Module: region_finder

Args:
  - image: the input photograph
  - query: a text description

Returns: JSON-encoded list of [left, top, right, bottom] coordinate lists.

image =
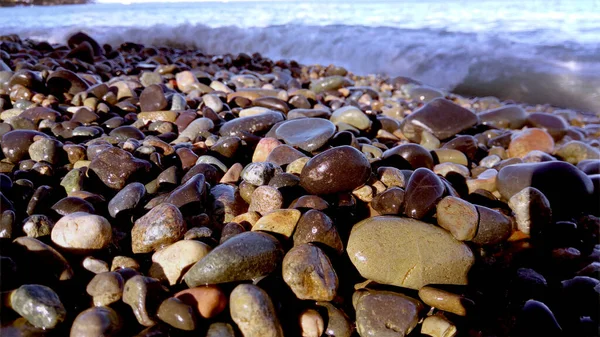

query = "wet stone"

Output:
[[275, 118, 335, 152], [471, 205, 512, 245], [300, 145, 371, 195], [122, 275, 169, 327], [555, 140, 600, 165], [403, 168, 446, 219], [252, 208, 301, 239], [241, 162, 280, 186], [156, 297, 196, 331], [266, 144, 307, 166], [51, 197, 95, 216], [508, 128, 554, 158], [150, 240, 210, 285], [131, 203, 186, 254], [184, 231, 283, 287], [88, 147, 151, 190], [371, 187, 405, 215], [418, 286, 471, 316], [479, 105, 527, 129], [140, 84, 168, 112], [400, 98, 479, 142], [1, 130, 46, 163], [164, 173, 206, 210], [527, 112, 569, 140], [108, 182, 145, 218], [317, 302, 353, 337], [10, 284, 66, 329], [330, 106, 371, 130], [293, 209, 343, 254]]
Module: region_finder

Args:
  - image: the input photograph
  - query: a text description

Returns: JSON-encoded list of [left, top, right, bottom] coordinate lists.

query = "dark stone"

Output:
[[527, 113, 569, 140], [47, 69, 90, 96], [514, 300, 562, 337], [140, 84, 168, 112], [1, 130, 46, 163], [293, 209, 343, 254], [371, 187, 405, 215], [88, 147, 151, 190], [479, 105, 527, 129], [51, 197, 95, 216], [403, 168, 445, 219], [108, 182, 145, 218], [164, 173, 206, 211], [219, 111, 284, 140], [300, 146, 371, 195], [275, 118, 335, 152], [109, 125, 145, 141], [382, 143, 434, 170]]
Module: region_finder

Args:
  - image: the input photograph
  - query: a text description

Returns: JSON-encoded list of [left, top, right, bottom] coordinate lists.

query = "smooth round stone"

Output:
[[252, 208, 301, 239], [252, 137, 282, 162], [109, 125, 145, 141], [421, 314, 457, 337], [86, 272, 124, 306], [406, 85, 444, 103], [266, 144, 307, 166], [71, 108, 99, 125], [300, 146, 371, 195], [51, 212, 112, 252], [157, 297, 196, 331], [347, 216, 474, 289], [12, 237, 74, 281], [404, 168, 446, 219], [497, 162, 594, 218], [382, 143, 434, 170], [140, 84, 167, 112], [508, 187, 552, 236], [108, 182, 145, 218], [330, 106, 371, 130], [555, 141, 600, 165], [436, 196, 479, 241], [131, 203, 186, 254], [10, 284, 66, 329], [527, 112, 569, 139], [434, 162, 470, 178], [82, 256, 109, 274], [508, 128, 555, 158], [479, 105, 527, 129], [316, 302, 353, 337], [219, 111, 284, 139], [230, 284, 284, 337], [309, 75, 351, 93], [51, 197, 95, 216], [1, 130, 46, 163], [275, 118, 335, 152], [578, 159, 600, 175], [299, 309, 325, 337], [442, 135, 478, 161], [282, 244, 338, 301], [211, 136, 242, 158], [203, 94, 224, 113], [123, 275, 168, 327], [150, 240, 210, 285], [471, 205, 512, 245], [370, 187, 405, 215], [175, 286, 227, 319], [378, 166, 408, 188], [433, 148, 469, 166], [88, 147, 151, 190], [28, 138, 62, 165], [184, 231, 283, 287], [249, 185, 283, 215], [241, 162, 280, 186], [206, 323, 236, 337], [70, 306, 122, 337], [400, 98, 479, 142], [22, 214, 54, 238], [353, 290, 423, 337], [418, 286, 471, 316], [179, 118, 214, 141], [293, 209, 343, 254]]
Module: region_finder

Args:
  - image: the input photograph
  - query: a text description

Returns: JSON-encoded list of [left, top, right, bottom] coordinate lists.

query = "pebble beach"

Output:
[[0, 31, 599, 337]]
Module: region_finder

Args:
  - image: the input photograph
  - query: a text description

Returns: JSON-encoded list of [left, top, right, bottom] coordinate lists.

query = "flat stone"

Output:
[[51, 212, 112, 252], [219, 111, 284, 140], [276, 118, 335, 152], [10, 284, 66, 329], [230, 284, 284, 337], [184, 231, 283, 287], [309, 76, 351, 93], [252, 209, 301, 238], [347, 216, 474, 289], [400, 98, 478, 142], [300, 146, 371, 195], [283, 244, 338, 301], [353, 289, 423, 337], [527, 112, 569, 140], [131, 203, 186, 254], [266, 145, 307, 166], [404, 168, 446, 219]]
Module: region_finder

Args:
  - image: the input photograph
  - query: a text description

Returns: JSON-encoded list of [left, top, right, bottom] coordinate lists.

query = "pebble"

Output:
[[418, 286, 471, 316], [507, 128, 555, 158], [293, 209, 344, 254], [156, 297, 196, 331], [150, 240, 211, 285], [436, 196, 479, 241], [382, 143, 434, 170], [471, 205, 512, 245], [299, 309, 325, 337], [175, 285, 227, 319], [300, 145, 371, 195], [353, 289, 423, 337], [88, 147, 151, 190], [107, 182, 145, 218], [479, 105, 527, 129], [70, 306, 122, 337], [131, 203, 186, 254], [421, 314, 458, 337], [241, 161, 280, 186], [330, 106, 371, 130], [249, 185, 284, 215], [86, 271, 124, 306], [508, 187, 552, 236], [10, 284, 66, 329], [184, 231, 283, 287], [252, 208, 301, 238], [122, 275, 168, 327], [51, 212, 112, 252], [404, 167, 446, 219], [230, 284, 284, 337], [275, 118, 335, 152], [282, 243, 338, 301], [252, 137, 282, 162], [347, 216, 474, 289], [317, 302, 353, 337], [555, 140, 600, 164]]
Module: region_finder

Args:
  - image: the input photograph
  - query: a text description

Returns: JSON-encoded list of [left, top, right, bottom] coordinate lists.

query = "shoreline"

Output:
[[0, 32, 599, 337]]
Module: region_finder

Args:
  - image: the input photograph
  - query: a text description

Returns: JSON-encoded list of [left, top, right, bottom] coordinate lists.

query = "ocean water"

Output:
[[1, 0, 600, 112]]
